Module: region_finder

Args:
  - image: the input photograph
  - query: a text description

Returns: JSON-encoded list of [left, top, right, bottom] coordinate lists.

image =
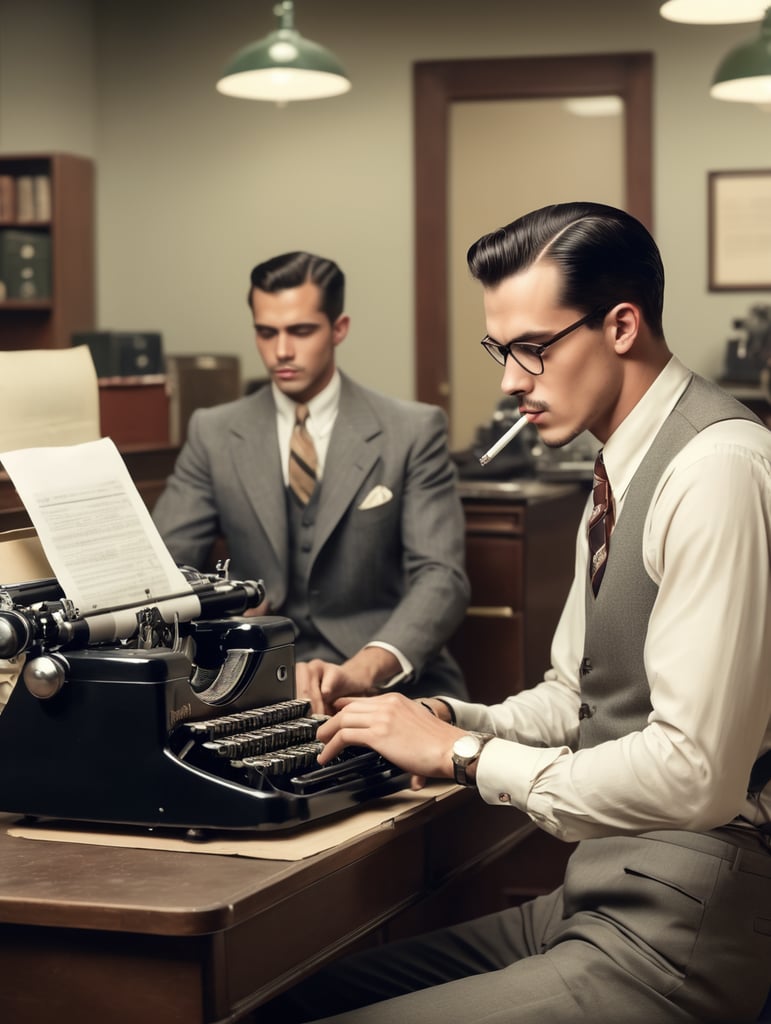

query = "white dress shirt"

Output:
[[271, 372, 413, 681], [451, 357, 771, 842]]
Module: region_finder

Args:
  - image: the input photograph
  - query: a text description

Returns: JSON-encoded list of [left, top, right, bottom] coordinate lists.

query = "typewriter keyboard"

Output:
[[178, 698, 387, 793]]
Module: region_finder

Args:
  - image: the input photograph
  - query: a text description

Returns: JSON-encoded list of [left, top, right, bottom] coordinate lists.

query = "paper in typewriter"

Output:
[[0, 437, 189, 610]]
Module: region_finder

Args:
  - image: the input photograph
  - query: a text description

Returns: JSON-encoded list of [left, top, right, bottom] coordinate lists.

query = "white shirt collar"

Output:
[[601, 355, 691, 503], [271, 369, 341, 440]]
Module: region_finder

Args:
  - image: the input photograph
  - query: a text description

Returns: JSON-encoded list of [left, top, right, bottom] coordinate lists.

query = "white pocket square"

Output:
[[358, 485, 393, 510]]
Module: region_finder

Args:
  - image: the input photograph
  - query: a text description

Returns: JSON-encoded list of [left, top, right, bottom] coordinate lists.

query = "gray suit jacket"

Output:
[[152, 373, 470, 698]]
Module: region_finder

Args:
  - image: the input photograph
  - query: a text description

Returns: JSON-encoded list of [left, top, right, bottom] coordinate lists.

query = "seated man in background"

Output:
[[153, 251, 469, 712], [259, 204, 771, 1023]]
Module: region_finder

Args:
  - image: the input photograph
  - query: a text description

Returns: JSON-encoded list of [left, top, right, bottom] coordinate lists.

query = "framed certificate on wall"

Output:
[[708, 170, 771, 291]]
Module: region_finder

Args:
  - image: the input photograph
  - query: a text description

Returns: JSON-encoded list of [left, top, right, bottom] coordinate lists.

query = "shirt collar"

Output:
[[272, 369, 341, 438], [602, 355, 691, 502]]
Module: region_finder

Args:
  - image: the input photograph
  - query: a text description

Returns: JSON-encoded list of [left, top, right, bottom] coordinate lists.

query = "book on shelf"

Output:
[[0, 176, 16, 222], [0, 172, 51, 223], [15, 176, 35, 222], [33, 174, 51, 221]]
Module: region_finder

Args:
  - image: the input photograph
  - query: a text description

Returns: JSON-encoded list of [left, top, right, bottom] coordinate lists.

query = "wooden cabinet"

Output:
[[452, 480, 587, 704], [0, 152, 95, 349]]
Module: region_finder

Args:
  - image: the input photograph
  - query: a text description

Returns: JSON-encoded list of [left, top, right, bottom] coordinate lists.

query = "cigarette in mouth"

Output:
[[478, 414, 531, 466]]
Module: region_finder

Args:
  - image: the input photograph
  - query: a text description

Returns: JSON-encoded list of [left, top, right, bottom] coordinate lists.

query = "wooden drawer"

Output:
[[464, 532, 523, 611], [449, 612, 524, 701]]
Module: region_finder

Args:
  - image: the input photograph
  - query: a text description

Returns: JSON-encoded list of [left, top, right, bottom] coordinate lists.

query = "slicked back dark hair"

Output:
[[248, 251, 345, 323], [467, 202, 665, 337]]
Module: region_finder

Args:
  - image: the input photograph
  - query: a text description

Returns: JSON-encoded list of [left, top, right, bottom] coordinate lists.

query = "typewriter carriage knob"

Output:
[[0, 609, 32, 659], [23, 653, 68, 700]]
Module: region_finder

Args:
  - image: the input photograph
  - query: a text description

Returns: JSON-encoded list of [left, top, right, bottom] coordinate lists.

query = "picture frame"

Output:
[[708, 170, 771, 291]]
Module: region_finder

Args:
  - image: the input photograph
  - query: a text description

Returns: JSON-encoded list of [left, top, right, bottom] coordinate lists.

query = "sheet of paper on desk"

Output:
[[0, 437, 188, 609]]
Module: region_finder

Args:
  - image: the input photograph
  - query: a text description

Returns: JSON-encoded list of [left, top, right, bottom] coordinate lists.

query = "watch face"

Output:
[[453, 734, 481, 760]]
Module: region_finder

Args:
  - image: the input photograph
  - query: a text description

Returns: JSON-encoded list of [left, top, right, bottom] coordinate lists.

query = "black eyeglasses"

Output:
[[480, 305, 612, 376]]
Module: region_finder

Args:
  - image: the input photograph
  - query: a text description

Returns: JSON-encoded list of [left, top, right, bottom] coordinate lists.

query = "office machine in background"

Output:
[[721, 304, 771, 384], [717, 304, 771, 429], [0, 568, 407, 834]]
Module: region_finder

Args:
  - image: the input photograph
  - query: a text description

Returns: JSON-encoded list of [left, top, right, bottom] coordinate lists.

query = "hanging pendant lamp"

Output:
[[660, 1, 767, 23], [216, 1, 351, 104], [711, 8, 771, 103]]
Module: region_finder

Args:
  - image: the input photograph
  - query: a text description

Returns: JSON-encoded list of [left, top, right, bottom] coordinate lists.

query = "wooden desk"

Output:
[[0, 792, 533, 1024]]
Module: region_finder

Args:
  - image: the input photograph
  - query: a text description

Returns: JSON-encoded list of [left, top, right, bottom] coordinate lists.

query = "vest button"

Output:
[[579, 657, 593, 677]]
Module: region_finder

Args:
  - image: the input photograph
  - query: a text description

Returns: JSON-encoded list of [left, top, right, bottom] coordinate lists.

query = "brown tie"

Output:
[[588, 451, 614, 596], [289, 404, 318, 505]]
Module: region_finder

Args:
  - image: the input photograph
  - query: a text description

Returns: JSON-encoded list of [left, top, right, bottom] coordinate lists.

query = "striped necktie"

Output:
[[588, 451, 614, 596], [289, 403, 318, 505]]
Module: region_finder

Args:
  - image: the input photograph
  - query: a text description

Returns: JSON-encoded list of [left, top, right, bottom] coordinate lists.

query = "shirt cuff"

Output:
[[476, 739, 570, 816], [366, 641, 414, 688]]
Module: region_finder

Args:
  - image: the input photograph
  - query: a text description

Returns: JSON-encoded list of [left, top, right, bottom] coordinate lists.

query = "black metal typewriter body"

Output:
[[0, 572, 408, 832]]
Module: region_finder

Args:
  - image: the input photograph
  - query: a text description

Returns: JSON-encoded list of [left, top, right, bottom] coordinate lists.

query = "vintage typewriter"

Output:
[[0, 568, 408, 833]]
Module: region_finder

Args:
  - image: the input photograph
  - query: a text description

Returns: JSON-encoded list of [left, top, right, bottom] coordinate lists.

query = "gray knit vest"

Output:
[[578, 374, 760, 750]]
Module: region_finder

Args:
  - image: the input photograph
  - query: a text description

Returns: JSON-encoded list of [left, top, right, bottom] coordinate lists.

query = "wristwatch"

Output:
[[451, 731, 494, 787]]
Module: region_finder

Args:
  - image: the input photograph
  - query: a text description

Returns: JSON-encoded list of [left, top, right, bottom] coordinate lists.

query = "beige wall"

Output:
[[0, 0, 769, 407]]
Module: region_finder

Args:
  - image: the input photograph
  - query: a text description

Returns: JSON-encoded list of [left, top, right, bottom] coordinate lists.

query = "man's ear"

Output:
[[609, 302, 641, 355], [332, 313, 350, 346]]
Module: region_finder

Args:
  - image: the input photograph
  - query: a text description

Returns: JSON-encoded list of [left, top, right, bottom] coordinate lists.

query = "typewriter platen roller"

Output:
[[0, 571, 408, 832]]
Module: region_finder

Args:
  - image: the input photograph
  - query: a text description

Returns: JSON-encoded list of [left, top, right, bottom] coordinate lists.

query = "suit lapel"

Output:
[[312, 375, 382, 561], [228, 388, 288, 573]]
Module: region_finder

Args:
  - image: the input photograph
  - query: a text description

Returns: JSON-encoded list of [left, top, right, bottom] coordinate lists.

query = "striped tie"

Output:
[[289, 404, 318, 505], [587, 452, 614, 596]]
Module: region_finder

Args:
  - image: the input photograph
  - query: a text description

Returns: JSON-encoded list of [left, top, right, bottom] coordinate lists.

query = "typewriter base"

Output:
[[0, 621, 408, 832]]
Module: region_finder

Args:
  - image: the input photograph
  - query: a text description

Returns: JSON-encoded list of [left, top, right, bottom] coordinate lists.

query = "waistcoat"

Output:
[[282, 487, 341, 662], [578, 374, 759, 751]]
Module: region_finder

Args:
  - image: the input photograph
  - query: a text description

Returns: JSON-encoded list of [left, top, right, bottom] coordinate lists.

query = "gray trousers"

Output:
[[259, 829, 771, 1024]]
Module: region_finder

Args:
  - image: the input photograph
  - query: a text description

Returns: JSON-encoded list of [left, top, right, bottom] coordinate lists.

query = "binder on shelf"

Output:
[[0, 228, 52, 300], [71, 331, 164, 378]]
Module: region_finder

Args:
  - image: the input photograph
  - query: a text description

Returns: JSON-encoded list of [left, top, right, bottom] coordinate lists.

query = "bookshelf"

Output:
[[0, 152, 94, 349]]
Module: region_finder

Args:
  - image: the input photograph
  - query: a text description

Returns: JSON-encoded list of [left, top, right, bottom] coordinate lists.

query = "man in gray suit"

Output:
[[260, 206, 771, 1022], [152, 251, 469, 712]]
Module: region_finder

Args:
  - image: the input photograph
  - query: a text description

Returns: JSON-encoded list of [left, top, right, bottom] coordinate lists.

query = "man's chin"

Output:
[[540, 427, 584, 450], [273, 375, 305, 396]]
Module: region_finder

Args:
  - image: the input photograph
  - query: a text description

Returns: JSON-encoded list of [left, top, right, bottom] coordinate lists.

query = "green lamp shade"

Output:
[[711, 9, 771, 102], [216, 28, 351, 102]]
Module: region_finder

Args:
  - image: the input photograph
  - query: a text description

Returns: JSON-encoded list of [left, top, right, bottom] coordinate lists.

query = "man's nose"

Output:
[[500, 357, 533, 396], [276, 332, 294, 360]]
